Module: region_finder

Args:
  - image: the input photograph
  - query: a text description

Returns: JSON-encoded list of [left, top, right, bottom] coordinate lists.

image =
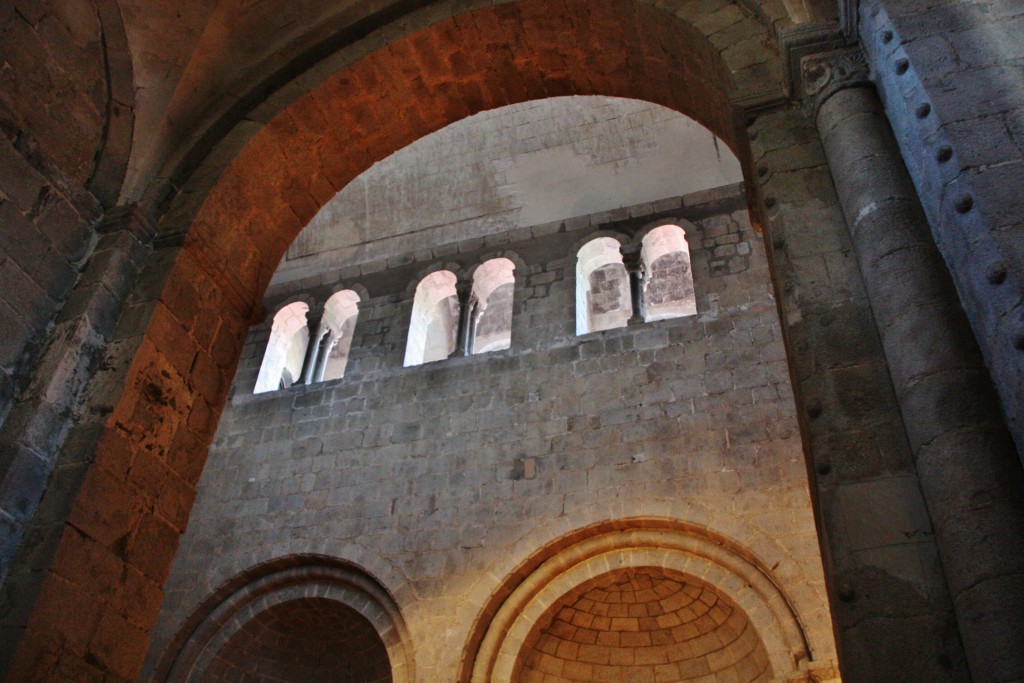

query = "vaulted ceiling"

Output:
[[1, 0, 840, 213]]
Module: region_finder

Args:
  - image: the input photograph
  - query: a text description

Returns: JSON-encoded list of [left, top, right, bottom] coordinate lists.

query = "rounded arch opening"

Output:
[[320, 289, 362, 382], [641, 224, 698, 322], [470, 258, 516, 355], [461, 523, 813, 683], [404, 270, 459, 367], [205, 597, 392, 683], [576, 237, 632, 335], [155, 558, 414, 683], [254, 301, 310, 393], [515, 566, 772, 682]]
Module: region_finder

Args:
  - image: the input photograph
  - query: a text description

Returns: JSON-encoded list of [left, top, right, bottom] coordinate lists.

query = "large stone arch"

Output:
[[151, 556, 413, 683], [145, 0, 787, 218], [458, 520, 836, 682], [3, 2, 792, 680]]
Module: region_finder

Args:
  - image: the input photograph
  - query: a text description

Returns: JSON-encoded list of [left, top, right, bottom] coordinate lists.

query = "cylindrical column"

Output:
[[806, 48, 1024, 682], [454, 283, 475, 356], [299, 315, 325, 384], [622, 247, 645, 325], [313, 334, 336, 383]]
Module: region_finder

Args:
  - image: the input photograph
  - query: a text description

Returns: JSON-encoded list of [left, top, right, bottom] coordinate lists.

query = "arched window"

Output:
[[470, 258, 516, 355], [404, 271, 459, 367], [641, 225, 697, 321], [576, 237, 632, 334], [254, 302, 310, 394], [318, 290, 361, 382]]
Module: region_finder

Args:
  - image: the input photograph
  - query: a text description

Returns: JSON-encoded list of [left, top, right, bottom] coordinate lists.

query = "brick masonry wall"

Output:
[[145, 188, 839, 680]]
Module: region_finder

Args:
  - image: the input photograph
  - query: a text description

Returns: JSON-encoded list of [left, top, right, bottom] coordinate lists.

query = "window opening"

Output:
[[641, 225, 697, 321], [470, 258, 516, 354], [318, 290, 361, 382], [404, 270, 459, 367], [576, 237, 632, 334], [254, 302, 311, 393]]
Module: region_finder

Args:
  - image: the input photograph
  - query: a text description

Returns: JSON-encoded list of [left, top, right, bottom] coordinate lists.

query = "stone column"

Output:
[[804, 47, 1024, 682], [454, 282, 475, 356], [621, 246, 646, 325], [299, 313, 325, 385], [313, 333, 337, 383]]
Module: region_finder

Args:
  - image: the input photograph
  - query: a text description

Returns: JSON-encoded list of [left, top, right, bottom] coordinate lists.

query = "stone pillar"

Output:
[[621, 246, 646, 325], [454, 282, 475, 356], [299, 314, 325, 385], [313, 333, 337, 383], [805, 47, 1024, 682], [0, 204, 156, 675]]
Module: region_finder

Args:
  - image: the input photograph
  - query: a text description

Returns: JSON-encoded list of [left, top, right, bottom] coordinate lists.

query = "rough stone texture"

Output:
[[280, 96, 741, 284], [0, 207, 154, 598], [0, 126, 102, 431], [2, 1, 1023, 682], [517, 568, 771, 683], [748, 103, 969, 681], [862, 0, 1024, 458], [205, 598, 391, 683], [145, 190, 839, 681], [0, 0, 106, 186], [816, 81, 1024, 683]]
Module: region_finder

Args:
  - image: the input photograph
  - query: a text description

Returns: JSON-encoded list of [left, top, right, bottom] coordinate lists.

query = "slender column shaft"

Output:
[[813, 70, 1024, 681], [454, 284, 474, 356], [299, 317, 324, 384], [622, 248, 645, 324], [313, 335, 336, 383]]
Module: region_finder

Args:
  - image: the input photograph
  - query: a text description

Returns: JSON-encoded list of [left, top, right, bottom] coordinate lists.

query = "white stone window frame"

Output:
[[638, 221, 698, 322], [253, 300, 312, 394], [404, 269, 461, 367], [575, 234, 632, 335]]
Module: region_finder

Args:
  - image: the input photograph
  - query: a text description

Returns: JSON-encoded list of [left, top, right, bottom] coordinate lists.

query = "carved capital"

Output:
[[801, 47, 872, 114], [620, 246, 645, 277]]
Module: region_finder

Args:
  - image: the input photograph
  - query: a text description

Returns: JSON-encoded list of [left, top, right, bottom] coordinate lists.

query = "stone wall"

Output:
[[862, 0, 1024, 455], [144, 186, 839, 680]]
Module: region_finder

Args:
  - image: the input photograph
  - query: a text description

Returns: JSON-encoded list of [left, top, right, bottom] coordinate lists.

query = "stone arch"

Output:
[[4, 1, 794, 678], [641, 224, 698, 321], [462, 525, 812, 683], [253, 301, 310, 393], [147, 0, 786, 219], [404, 270, 460, 367], [154, 557, 414, 683], [576, 237, 633, 334], [319, 289, 362, 382], [515, 567, 772, 682], [469, 258, 516, 355]]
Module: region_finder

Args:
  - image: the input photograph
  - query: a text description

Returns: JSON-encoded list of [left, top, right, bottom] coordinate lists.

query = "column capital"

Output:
[[801, 47, 871, 116], [620, 245, 645, 277], [456, 280, 475, 305]]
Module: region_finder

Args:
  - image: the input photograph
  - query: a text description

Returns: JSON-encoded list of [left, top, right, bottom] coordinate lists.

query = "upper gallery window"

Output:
[[641, 225, 697, 321], [404, 270, 459, 367], [469, 258, 516, 355], [318, 290, 361, 382], [576, 237, 631, 334], [254, 302, 310, 393]]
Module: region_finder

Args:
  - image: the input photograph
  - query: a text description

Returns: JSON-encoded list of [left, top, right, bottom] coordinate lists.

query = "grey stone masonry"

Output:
[[809, 48, 1024, 683], [862, 0, 1024, 459], [143, 188, 840, 681], [749, 102, 968, 681]]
